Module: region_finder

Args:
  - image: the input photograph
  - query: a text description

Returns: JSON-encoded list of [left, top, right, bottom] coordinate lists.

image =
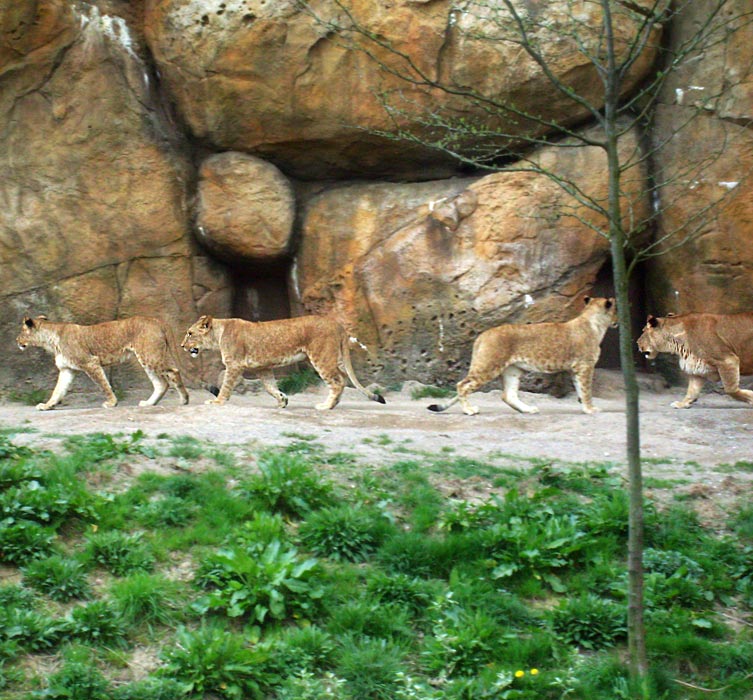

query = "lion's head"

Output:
[[636, 315, 671, 360], [181, 315, 215, 358], [16, 316, 47, 351], [584, 296, 618, 327]]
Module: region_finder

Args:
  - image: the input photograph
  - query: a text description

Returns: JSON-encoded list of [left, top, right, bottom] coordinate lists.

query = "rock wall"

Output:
[[0, 0, 232, 387], [294, 127, 649, 381], [646, 0, 753, 315], [1, 0, 751, 392]]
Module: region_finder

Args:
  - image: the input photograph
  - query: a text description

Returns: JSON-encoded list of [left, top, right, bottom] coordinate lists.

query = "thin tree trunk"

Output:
[[602, 0, 647, 683]]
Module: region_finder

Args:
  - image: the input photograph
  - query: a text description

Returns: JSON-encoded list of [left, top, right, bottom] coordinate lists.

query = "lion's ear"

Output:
[[23, 316, 35, 328], [647, 315, 659, 328], [605, 298, 614, 309], [198, 315, 213, 330], [584, 296, 592, 305]]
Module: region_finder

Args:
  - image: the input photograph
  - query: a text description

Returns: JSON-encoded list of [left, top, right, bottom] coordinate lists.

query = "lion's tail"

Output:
[[339, 333, 386, 405], [426, 395, 460, 413]]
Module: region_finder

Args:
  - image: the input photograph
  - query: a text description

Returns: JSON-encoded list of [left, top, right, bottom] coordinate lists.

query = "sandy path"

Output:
[[2, 370, 752, 472]]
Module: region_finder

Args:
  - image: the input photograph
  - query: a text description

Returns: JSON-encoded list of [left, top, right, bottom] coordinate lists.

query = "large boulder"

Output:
[[195, 152, 296, 262], [144, 0, 660, 179], [0, 1, 232, 387], [646, 0, 753, 314], [294, 128, 650, 382]]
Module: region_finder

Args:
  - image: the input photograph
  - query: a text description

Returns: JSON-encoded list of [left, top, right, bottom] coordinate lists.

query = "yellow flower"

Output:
[[530, 668, 539, 675], [514, 670, 525, 678]]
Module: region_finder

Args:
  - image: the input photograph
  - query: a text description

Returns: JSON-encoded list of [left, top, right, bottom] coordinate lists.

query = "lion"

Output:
[[16, 315, 189, 410], [428, 296, 617, 415], [180, 314, 386, 410], [637, 312, 753, 408]]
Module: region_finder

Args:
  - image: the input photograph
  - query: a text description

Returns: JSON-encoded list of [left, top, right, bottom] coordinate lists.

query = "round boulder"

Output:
[[196, 152, 296, 262]]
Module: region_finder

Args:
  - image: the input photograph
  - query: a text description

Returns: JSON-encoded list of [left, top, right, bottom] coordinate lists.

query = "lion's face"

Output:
[[585, 296, 618, 327], [636, 316, 666, 360], [16, 316, 44, 351], [603, 297, 618, 328], [181, 316, 214, 358]]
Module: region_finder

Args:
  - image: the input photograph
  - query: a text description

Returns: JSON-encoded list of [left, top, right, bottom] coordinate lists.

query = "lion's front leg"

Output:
[[672, 374, 705, 408], [37, 368, 75, 410], [207, 364, 242, 404], [259, 370, 288, 408]]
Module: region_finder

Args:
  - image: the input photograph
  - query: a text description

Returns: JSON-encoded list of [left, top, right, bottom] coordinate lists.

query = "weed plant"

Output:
[[160, 623, 275, 699], [194, 539, 323, 623], [109, 572, 184, 627], [42, 658, 111, 700], [240, 451, 335, 517], [298, 504, 394, 561], [167, 435, 204, 460], [84, 530, 155, 576], [65, 600, 128, 647], [22, 554, 90, 601], [0, 606, 63, 652], [110, 677, 187, 700]]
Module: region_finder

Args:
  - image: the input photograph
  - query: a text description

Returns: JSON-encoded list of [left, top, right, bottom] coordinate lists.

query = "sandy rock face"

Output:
[[646, 0, 753, 315], [0, 1, 232, 386], [145, 0, 659, 179], [196, 152, 296, 262], [294, 129, 650, 382]]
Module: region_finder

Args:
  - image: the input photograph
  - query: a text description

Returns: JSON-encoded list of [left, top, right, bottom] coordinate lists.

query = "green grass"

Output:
[[278, 366, 322, 394], [0, 433, 752, 699], [409, 384, 454, 400], [5, 388, 48, 405]]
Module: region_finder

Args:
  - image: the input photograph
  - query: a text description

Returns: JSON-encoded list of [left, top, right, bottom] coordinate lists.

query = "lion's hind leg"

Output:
[[165, 368, 189, 405], [139, 367, 169, 407], [501, 366, 539, 414], [572, 364, 598, 414], [455, 373, 485, 415], [308, 361, 344, 410], [717, 358, 753, 405]]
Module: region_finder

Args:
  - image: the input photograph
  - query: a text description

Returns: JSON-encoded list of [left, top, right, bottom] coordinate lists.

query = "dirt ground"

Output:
[[2, 369, 752, 473]]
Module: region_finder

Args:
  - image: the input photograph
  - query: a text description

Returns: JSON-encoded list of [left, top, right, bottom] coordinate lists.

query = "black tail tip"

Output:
[[207, 385, 220, 397], [427, 404, 443, 412], [374, 394, 386, 404]]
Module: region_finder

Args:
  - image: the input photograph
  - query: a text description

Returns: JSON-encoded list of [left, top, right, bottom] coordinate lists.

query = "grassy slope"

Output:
[[0, 428, 752, 699]]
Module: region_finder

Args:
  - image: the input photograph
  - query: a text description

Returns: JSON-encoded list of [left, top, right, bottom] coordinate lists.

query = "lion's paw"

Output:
[[36, 402, 53, 411]]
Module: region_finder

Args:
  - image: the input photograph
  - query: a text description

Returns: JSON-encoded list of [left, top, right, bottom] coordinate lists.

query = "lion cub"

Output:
[[428, 296, 617, 415], [17, 316, 189, 410], [181, 314, 386, 410]]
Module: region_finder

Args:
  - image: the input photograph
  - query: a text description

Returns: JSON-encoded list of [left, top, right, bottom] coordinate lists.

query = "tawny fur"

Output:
[[16, 316, 189, 410], [637, 312, 753, 409], [181, 314, 386, 410], [428, 297, 617, 415]]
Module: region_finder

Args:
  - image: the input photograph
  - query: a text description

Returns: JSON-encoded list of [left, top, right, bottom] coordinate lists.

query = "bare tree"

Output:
[[300, 0, 753, 689]]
